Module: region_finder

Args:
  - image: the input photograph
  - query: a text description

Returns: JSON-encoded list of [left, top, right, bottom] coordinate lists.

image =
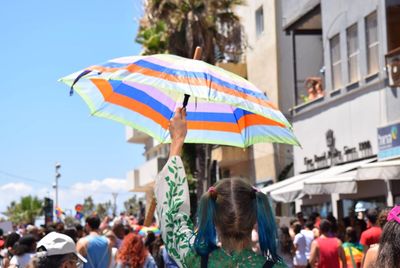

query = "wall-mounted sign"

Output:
[[304, 130, 373, 171], [378, 122, 400, 160]]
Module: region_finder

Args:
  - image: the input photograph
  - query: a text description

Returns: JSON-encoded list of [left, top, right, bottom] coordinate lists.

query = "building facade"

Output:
[[267, 0, 400, 219]]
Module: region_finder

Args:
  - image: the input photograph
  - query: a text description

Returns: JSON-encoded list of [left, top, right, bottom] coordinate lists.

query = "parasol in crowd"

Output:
[[59, 47, 299, 148]]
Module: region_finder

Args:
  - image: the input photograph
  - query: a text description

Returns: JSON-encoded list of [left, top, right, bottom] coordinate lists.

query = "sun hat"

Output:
[[355, 202, 366, 213], [36, 232, 87, 263]]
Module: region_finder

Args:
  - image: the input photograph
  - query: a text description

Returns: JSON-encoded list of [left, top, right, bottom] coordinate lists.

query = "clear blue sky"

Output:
[[0, 0, 145, 211]]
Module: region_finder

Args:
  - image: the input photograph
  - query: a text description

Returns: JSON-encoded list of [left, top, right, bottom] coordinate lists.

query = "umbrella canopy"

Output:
[[60, 53, 299, 148]]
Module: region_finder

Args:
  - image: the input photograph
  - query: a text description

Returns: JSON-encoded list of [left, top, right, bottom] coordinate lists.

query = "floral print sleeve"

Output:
[[155, 156, 195, 268]]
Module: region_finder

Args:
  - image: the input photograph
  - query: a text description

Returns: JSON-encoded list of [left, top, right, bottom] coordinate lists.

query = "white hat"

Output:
[[37, 232, 87, 263], [355, 202, 366, 213]]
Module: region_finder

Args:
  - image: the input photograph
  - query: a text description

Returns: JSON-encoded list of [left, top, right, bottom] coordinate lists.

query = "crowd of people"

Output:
[[276, 206, 400, 268], [0, 213, 178, 268], [1, 108, 400, 268]]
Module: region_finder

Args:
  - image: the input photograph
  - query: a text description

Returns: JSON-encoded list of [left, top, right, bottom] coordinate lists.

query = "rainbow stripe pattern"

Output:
[[59, 54, 299, 148]]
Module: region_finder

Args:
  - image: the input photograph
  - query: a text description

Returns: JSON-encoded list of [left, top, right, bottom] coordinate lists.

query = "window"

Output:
[[386, 1, 400, 51], [330, 34, 342, 90], [365, 11, 379, 75], [347, 24, 360, 83], [255, 6, 264, 37]]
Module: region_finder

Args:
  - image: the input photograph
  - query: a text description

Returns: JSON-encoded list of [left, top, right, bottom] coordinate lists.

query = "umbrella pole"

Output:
[[144, 47, 203, 227], [183, 47, 203, 108]]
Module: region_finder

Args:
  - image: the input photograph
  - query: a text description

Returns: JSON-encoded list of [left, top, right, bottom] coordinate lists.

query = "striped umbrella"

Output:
[[59, 50, 299, 148]]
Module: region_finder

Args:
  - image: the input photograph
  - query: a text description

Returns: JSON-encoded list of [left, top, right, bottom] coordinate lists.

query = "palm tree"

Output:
[[5, 195, 43, 225], [137, 0, 244, 63], [136, 0, 245, 204]]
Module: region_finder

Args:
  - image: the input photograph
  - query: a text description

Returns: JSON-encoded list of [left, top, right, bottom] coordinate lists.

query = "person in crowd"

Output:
[[76, 215, 111, 268], [363, 205, 400, 268], [289, 219, 298, 240], [309, 220, 347, 268], [9, 235, 37, 268], [33, 232, 86, 268], [278, 226, 293, 268], [296, 212, 305, 228], [309, 212, 321, 238], [301, 220, 315, 264], [104, 230, 118, 268], [1, 232, 21, 267], [359, 209, 381, 252], [354, 203, 367, 237], [293, 222, 307, 268], [342, 227, 363, 268], [326, 213, 338, 237], [155, 108, 283, 267], [74, 224, 84, 240], [112, 221, 125, 249], [116, 233, 156, 268], [63, 228, 78, 243]]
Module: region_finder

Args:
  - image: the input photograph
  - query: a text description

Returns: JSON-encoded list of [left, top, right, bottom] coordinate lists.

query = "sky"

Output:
[[0, 1, 146, 215]]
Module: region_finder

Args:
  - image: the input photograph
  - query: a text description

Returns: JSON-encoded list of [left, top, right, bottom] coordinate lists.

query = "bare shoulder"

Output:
[[364, 245, 379, 268]]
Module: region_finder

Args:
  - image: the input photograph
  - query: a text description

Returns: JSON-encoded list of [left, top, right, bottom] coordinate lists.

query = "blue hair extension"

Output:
[[194, 193, 218, 256], [255, 192, 280, 261]]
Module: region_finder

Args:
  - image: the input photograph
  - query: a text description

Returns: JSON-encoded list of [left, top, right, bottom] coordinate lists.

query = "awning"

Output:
[[261, 172, 318, 195], [269, 158, 376, 202], [356, 159, 400, 181], [303, 171, 358, 195]]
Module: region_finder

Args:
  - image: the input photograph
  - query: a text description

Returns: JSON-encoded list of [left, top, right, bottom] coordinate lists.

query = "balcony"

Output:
[[126, 127, 151, 144], [127, 157, 167, 192], [216, 62, 247, 78], [212, 146, 249, 168]]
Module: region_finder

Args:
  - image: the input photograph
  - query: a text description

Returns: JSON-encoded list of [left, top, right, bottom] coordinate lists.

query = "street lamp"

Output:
[[53, 163, 61, 213]]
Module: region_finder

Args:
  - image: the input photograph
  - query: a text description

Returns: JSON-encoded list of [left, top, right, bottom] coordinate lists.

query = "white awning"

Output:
[[269, 158, 376, 202], [261, 173, 316, 195], [356, 159, 400, 181], [303, 170, 358, 195]]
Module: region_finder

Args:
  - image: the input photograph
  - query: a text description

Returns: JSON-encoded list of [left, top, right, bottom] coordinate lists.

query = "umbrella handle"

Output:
[[181, 47, 202, 108]]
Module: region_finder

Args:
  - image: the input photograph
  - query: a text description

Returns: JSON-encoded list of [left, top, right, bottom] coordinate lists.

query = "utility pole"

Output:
[[112, 192, 118, 217], [53, 163, 61, 214]]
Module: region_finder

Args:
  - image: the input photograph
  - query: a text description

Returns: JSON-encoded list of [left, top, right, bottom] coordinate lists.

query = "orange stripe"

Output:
[[188, 121, 241, 133], [89, 65, 278, 110], [91, 79, 284, 133], [238, 114, 285, 130], [91, 79, 170, 129]]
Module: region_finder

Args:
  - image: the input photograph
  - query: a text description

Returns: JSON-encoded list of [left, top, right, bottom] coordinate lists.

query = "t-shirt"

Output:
[[301, 229, 314, 259], [359, 226, 382, 247], [293, 233, 307, 266], [9, 253, 36, 268]]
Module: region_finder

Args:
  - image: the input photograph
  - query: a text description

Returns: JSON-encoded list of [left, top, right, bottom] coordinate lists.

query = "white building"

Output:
[[263, 0, 400, 220]]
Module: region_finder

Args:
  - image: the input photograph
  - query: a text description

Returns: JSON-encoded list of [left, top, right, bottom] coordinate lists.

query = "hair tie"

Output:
[[387, 205, 400, 224], [252, 186, 260, 192], [208, 186, 217, 199]]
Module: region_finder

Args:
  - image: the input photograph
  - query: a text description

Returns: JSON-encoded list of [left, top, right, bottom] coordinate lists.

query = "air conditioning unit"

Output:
[[386, 48, 400, 87]]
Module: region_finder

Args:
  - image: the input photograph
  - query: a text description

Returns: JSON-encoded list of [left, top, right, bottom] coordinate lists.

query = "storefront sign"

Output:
[[378, 122, 400, 160], [304, 130, 373, 171]]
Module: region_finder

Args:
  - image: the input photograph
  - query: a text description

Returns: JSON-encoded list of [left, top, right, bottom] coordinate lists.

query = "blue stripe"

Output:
[[101, 62, 128, 68], [110, 80, 173, 119], [109, 80, 273, 125], [242, 125, 296, 142], [133, 59, 268, 101]]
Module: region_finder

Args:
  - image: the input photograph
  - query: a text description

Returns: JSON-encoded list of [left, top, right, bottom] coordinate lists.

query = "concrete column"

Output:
[[331, 193, 340, 219], [295, 199, 303, 213], [385, 180, 394, 207]]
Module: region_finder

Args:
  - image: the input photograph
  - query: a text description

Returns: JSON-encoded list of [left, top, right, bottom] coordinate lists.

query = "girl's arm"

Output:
[[155, 108, 194, 268]]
